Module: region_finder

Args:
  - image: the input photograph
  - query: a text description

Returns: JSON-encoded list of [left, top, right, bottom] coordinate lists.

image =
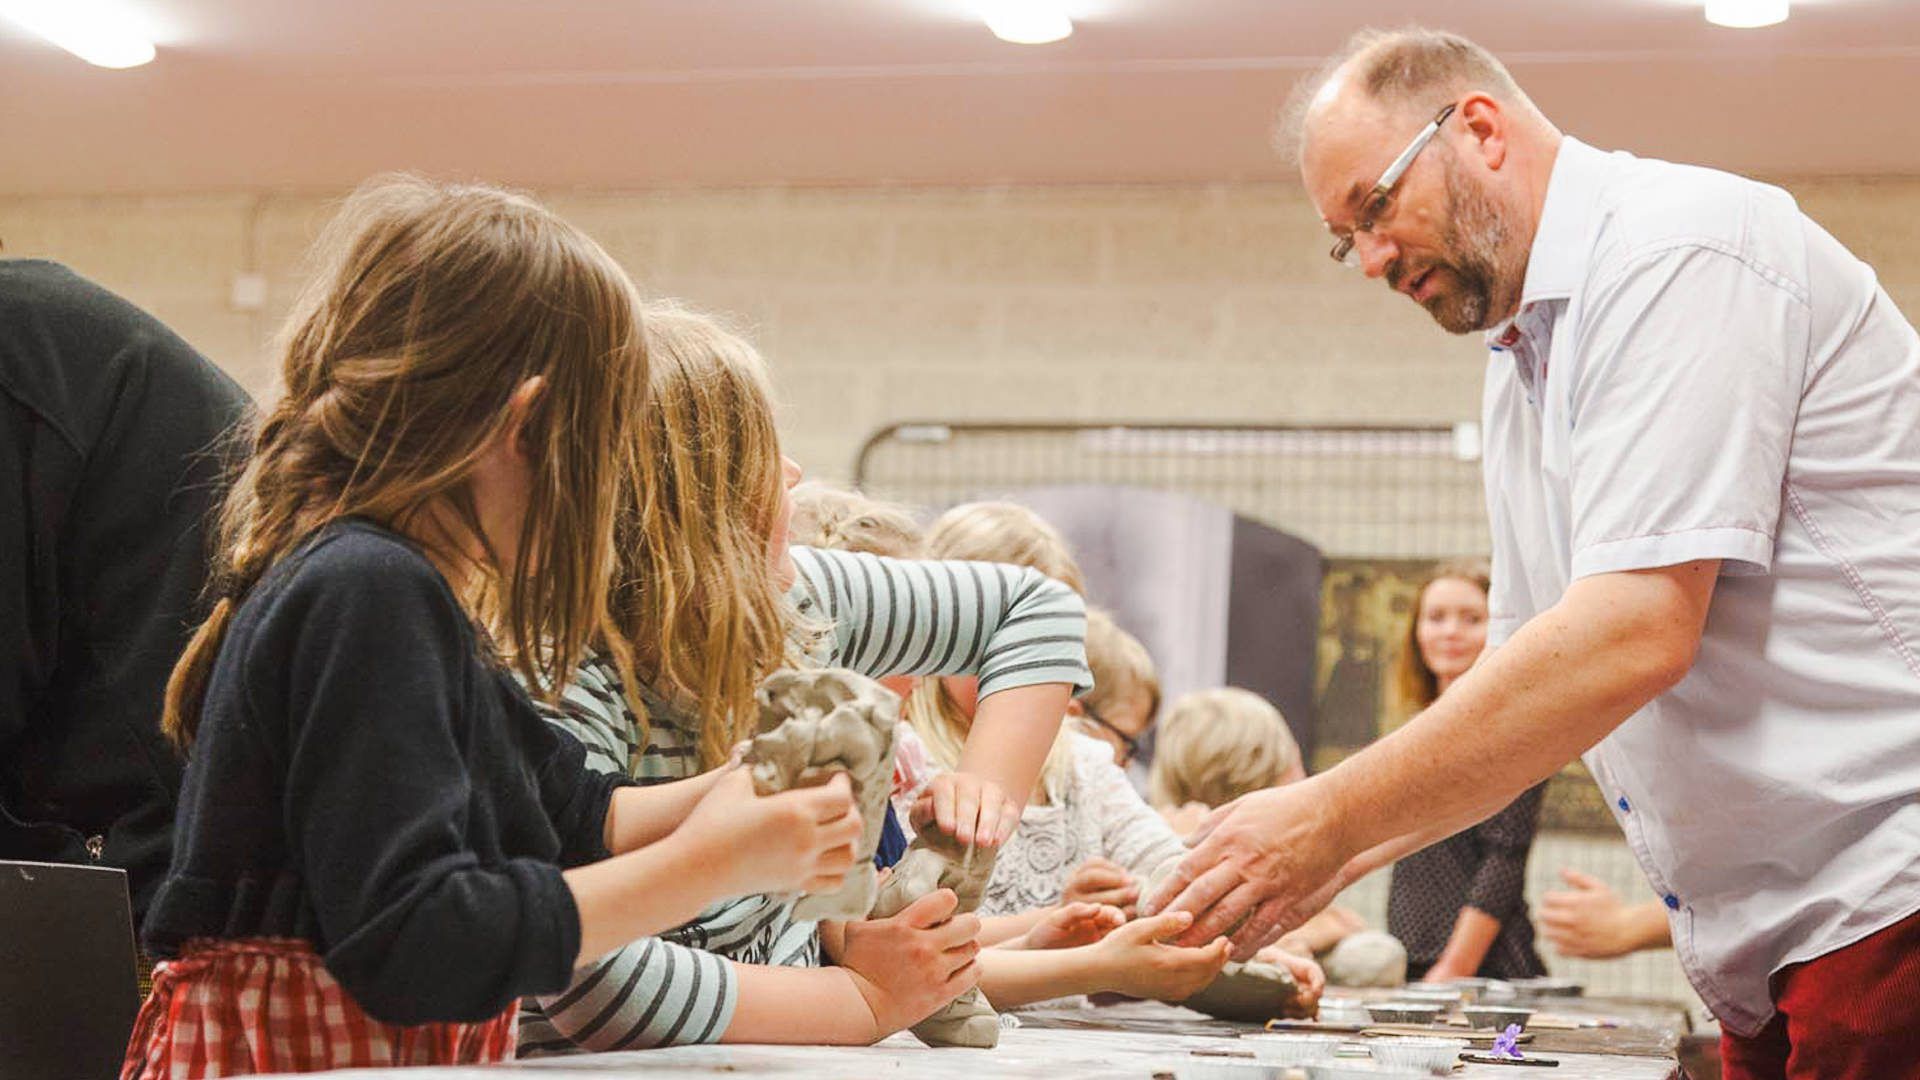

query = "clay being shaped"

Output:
[[1321, 930, 1408, 989], [1180, 959, 1314, 1024], [747, 668, 901, 921], [870, 826, 1001, 1048]]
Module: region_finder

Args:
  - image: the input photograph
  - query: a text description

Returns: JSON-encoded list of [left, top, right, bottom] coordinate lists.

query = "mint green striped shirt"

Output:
[[518, 546, 1087, 1054]]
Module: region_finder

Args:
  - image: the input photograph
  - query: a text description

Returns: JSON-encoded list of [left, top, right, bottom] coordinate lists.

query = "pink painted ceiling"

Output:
[[1, 0, 1915, 194]]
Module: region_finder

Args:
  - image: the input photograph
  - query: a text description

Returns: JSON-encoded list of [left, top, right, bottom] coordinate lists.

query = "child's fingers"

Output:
[[940, 937, 981, 977], [944, 957, 981, 996], [930, 911, 982, 950], [950, 781, 981, 846], [806, 772, 856, 820], [899, 888, 961, 929], [932, 779, 957, 840], [973, 792, 1002, 849], [1117, 909, 1195, 944]]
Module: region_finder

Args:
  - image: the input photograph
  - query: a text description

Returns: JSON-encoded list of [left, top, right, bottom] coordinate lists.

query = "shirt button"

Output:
[[1664, 894, 1681, 911], [1617, 797, 1631, 813]]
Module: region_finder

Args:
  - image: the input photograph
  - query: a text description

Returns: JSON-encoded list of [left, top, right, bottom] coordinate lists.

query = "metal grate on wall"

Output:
[[853, 421, 1491, 560]]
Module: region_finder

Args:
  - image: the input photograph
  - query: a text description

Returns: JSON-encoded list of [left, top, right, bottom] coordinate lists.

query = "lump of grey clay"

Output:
[[748, 668, 900, 922], [1180, 960, 1314, 1024], [1321, 930, 1408, 989], [870, 826, 1001, 1048]]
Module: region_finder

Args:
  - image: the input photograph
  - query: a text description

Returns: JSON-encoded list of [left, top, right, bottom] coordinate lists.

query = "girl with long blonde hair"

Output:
[[124, 180, 862, 1078], [526, 306, 1242, 1049]]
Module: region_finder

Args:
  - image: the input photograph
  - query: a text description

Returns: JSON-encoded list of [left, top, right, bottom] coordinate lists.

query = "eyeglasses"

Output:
[[1074, 701, 1140, 765], [1329, 102, 1458, 267]]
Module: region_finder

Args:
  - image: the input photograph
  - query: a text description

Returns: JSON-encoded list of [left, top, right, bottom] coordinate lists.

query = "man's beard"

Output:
[[1396, 158, 1517, 335]]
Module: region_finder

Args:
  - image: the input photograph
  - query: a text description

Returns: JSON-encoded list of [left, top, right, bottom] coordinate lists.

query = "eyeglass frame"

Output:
[[1328, 102, 1459, 267], [1074, 699, 1141, 765]]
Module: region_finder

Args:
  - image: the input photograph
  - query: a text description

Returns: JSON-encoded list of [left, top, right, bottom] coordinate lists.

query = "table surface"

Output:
[[291, 998, 1685, 1079]]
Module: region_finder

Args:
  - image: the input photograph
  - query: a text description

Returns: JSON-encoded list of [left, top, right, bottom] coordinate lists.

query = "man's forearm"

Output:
[[1319, 563, 1716, 865]]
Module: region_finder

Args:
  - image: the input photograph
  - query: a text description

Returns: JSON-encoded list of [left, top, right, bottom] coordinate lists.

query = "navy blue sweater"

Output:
[[142, 519, 626, 1024]]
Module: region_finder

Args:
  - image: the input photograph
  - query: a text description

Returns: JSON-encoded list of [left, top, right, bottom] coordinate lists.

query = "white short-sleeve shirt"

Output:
[[1480, 137, 1920, 1036]]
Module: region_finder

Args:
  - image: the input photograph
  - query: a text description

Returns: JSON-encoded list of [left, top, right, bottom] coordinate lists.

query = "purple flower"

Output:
[[1492, 1023, 1524, 1059]]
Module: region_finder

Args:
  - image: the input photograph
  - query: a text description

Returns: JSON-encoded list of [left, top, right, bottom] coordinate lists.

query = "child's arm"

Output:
[[600, 767, 734, 853], [978, 911, 1230, 1009], [790, 547, 1090, 845], [734, 890, 978, 1043], [566, 770, 861, 964], [978, 907, 1057, 947]]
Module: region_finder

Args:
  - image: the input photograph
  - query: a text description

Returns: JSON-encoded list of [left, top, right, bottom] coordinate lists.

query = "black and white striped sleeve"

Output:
[[789, 546, 1090, 699]]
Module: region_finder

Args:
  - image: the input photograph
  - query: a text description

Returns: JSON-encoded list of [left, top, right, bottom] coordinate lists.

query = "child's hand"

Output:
[[1160, 801, 1213, 839], [1062, 857, 1140, 915], [1093, 910, 1232, 1002], [911, 772, 1021, 848], [677, 768, 863, 898], [839, 889, 982, 1036], [1022, 902, 1125, 950], [1254, 943, 1327, 1010]]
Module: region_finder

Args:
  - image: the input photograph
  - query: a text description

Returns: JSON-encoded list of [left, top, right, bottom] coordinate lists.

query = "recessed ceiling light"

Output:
[[0, 0, 156, 68], [982, 3, 1072, 45], [1704, 0, 1789, 29]]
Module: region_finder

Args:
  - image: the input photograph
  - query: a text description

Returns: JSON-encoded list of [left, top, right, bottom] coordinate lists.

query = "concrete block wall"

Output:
[[6, 179, 1914, 484], [4, 178, 1913, 481]]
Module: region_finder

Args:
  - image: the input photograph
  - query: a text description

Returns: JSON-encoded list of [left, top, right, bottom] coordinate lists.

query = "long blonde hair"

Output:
[[612, 303, 797, 770], [164, 176, 650, 748], [1388, 558, 1492, 722], [906, 501, 1085, 801]]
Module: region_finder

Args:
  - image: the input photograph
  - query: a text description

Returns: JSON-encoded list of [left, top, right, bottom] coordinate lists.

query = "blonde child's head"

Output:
[[166, 176, 650, 748], [615, 301, 801, 769], [1069, 609, 1160, 767], [907, 501, 1085, 798], [920, 501, 1086, 595], [789, 482, 923, 559], [1149, 688, 1304, 810]]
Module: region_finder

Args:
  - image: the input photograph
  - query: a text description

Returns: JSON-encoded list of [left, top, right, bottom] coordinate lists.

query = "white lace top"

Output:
[[903, 731, 1188, 918]]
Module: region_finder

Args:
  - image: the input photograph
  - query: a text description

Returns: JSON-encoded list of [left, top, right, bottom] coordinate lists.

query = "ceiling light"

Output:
[[1704, 0, 1789, 28], [0, 0, 156, 68], [982, 4, 1072, 45]]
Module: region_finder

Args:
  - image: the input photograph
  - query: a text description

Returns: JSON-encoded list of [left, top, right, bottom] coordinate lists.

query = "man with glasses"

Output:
[[1145, 27, 1920, 1079]]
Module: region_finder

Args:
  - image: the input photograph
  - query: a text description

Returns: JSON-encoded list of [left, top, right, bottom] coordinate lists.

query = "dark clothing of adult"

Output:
[[142, 520, 628, 1024], [0, 259, 250, 919], [1387, 782, 1548, 980]]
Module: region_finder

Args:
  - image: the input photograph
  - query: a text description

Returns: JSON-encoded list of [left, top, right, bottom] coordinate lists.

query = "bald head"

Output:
[[1281, 27, 1560, 335], [1282, 28, 1536, 165]]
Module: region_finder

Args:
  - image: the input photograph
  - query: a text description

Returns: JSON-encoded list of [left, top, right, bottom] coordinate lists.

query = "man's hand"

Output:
[[1141, 780, 1353, 960]]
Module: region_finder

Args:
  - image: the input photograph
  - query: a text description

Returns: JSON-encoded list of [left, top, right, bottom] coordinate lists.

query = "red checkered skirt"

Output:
[[120, 938, 517, 1079]]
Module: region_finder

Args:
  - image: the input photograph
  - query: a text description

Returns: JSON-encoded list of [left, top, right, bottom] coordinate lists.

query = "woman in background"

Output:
[[1384, 560, 1548, 983]]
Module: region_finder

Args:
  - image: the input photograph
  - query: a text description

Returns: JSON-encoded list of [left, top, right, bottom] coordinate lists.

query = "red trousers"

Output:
[[1720, 907, 1920, 1080]]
